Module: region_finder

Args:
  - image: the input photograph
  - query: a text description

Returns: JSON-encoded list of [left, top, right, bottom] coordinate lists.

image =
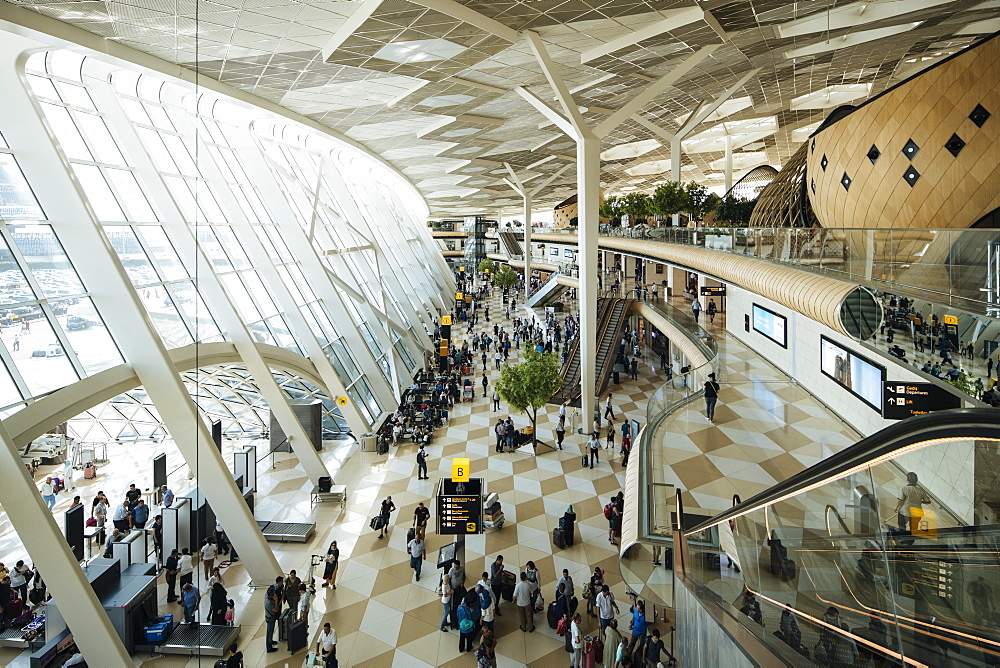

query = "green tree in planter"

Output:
[[652, 181, 689, 221], [620, 192, 653, 224], [703, 193, 722, 219], [495, 348, 563, 450], [477, 258, 495, 273], [492, 264, 519, 289], [599, 195, 621, 221], [715, 196, 758, 226], [685, 182, 709, 222]]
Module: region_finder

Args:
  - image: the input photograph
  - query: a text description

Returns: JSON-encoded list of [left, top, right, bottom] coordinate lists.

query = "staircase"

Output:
[[551, 298, 629, 406]]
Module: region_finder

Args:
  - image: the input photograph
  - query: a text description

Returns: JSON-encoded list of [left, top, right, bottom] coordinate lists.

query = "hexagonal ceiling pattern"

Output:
[[7, 0, 999, 216]]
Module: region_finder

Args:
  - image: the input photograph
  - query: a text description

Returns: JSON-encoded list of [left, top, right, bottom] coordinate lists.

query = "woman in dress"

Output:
[[321, 541, 339, 589]]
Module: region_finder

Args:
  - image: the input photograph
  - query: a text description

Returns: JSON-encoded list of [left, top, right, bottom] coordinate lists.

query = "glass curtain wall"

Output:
[[0, 48, 441, 427]]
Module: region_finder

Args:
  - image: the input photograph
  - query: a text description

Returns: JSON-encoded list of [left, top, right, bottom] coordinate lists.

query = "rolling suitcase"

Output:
[[287, 618, 308, 653], [553, 527, 566, 549], [501, 571, 516, 601], [784, 559, 796, 579], [592, 637, 604, 663], [581, 454, 589, 467], [407, 527, 416, 543], [277, 609, 293, 641], [547, 600, 561, 629]]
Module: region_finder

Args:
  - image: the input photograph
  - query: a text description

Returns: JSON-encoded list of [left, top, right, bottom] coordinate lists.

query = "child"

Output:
[[225, 599, 235, 625]]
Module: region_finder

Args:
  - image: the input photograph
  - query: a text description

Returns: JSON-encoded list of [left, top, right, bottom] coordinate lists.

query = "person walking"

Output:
[[492, 389, 500, 411], [596, 584, 620, 635], [588, 431, 601, 469], [489, 555, 505, 617], [556, 421, 565, 450], [181, 583, 199, 623], [201, 538, 217, 579], [570, 613, 584, 668], [39, 477, 57, 511], [707, 298, 718, 324], [630, 357, 638, 380], [316, 622, 337, 667], [413, 501, 430, 541], [604, 394, 615, 420], [377, 496, 395, 539], [321, 541, 339, 588], [440, 579, 453, 632], [416, 445, 429, 480], [407, 533, 426, 581], [704, 372, 720, 422], [178, 548, 194, 590], [514, 572, 534, 632], [691, 297, 702, 323], [606, 424, 616, 451], [481, 372, 489, 398], [627, 600, 648, 656]]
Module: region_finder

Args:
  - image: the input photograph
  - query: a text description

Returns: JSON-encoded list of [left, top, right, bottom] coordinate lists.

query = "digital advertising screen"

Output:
[[751, 304, 787, 348], [820, 335, 884, 410]]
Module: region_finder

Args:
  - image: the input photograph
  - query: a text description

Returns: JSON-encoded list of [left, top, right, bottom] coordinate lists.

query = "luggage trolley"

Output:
[[483, 491, 505, 530]]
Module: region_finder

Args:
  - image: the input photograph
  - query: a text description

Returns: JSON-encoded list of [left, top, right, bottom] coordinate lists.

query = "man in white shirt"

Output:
[[513, 572, 534, 633], [112, 501, 131, 532], [40, 477, 56, 510], [595, 584, 619, 636], [316, 622, 337, 668], [570, 613, 584, 667], [407, 535, 425, 581]]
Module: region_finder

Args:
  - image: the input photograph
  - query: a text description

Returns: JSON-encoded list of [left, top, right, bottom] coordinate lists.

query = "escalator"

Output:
[[551, 298, 628, 406], [525, 272, 568, 307], [498, 230, 523, 257], [677, 409, 1000, 667]]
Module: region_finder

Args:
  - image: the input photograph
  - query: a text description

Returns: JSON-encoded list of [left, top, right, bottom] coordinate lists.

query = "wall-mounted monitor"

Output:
[[820, 335, 885, 411], [752, 304, 787, 348], [564, 249, 574, 258], [550, 248, 560, 256]]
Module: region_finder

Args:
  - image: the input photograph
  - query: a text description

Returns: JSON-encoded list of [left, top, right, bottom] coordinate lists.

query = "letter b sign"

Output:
[[452, 458, 470, 482]]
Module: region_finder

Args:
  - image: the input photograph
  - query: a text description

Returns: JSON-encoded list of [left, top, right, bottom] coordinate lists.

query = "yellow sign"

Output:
[[459, 266, 465, 271], [944, 315, 959, 326], [441, 315, 452, 326], [456, 292, 464, 300], [466, 522, 477, 532], [336, 396, 349, 407], [452, 458, 470, 482]]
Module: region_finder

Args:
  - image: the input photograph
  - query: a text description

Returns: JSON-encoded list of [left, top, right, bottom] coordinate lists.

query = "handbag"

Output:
[[86, 517, 97, 527], [556, 617, 568, 635]]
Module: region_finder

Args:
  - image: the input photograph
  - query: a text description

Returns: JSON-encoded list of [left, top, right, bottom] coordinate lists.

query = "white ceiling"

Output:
[[6, 0, 999, 216]]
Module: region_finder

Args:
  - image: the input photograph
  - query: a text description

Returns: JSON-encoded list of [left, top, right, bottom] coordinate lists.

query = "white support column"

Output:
[[0, 423, 132, 664], [0, 41, 281, 585], [578, 134, 601, 428], [523, 192, 533, 297], [671, 136, 682, 227], [725, 133, 734, 194]]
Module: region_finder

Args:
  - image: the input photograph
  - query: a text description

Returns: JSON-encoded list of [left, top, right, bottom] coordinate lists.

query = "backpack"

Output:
[[604, 503, 613, 520], [459, 606, 474, 633]]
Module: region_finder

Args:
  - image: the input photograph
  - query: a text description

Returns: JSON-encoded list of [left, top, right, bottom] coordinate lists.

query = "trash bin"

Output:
[[612, 370, 620, 384], [360, 433, 376, 451]]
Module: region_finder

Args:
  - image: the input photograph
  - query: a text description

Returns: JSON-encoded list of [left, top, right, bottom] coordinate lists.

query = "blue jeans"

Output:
[[410, 555, 422, 579], [506, 436, 513, 450], [705, 396, 718, 420], [43, 494, 56, 510], [265, 616, 276, 647], [441, 600, 451, 630]]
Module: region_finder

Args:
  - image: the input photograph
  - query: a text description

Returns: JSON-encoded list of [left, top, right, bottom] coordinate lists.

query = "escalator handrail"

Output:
[[557, 298, 616, 401], [684, 408, 1000, 535]]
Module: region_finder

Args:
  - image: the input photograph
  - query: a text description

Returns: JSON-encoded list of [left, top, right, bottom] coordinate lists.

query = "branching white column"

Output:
[[725, 133, 734, 194], [0, 37, 281, 585], [516, 30, 719, 423], [504, 162, 573, 298], [0, 422, 132, 663]]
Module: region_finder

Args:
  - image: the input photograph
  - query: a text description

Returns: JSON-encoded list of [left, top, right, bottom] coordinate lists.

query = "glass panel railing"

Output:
[[682, 408, 1000, 667], [599, 226, 1000, 318]]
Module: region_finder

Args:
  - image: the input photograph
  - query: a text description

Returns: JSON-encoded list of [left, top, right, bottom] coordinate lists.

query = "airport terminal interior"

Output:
[[0, 0, 998, 666]]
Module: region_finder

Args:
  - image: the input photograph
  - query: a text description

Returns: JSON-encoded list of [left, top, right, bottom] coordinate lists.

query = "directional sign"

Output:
[[452, 458, 470, 482], [437, 478, 482, 535], [882, 382, 961, 420], [700, 285, 726, 297]]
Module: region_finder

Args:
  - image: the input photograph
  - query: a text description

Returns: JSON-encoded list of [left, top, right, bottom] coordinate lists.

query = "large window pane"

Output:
[[73, 112, 125, 165], [40, 103, 91, 161], [136, 227, 187, 280], [0, 235, 35, 305], [9, 225, 85, 297], [10, 314, 78, 395], [241, 271, 278, 317], [136, 127, 177, 173], [212, 226, 250, 269], [72, 164, 126, 221], [105, 169, 157, 222], [56, 83, 96, 111], [0, 155, 45, 220], [137, 286, 192, 347], [53, 296, 123, 374], [170, 281, 221, 342], [0, 356, 22, 407], [221, 273, 261, 322], [266, 315, 298, 352], [106, 226, 159, 286]]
